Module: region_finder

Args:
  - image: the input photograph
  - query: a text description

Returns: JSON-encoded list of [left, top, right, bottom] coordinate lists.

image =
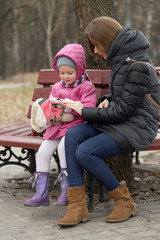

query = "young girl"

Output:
[[24, 43, 96, 207]]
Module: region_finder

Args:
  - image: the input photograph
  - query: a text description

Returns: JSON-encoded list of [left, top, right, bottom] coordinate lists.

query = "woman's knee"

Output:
[[75, 144, 90, 165], [65, 125, 87, 148]]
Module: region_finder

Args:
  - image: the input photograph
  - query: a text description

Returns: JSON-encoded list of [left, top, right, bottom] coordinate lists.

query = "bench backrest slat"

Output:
[[37, 69, 60, 86], [32, 87, 51, 101], [37, 69, 111, 86]]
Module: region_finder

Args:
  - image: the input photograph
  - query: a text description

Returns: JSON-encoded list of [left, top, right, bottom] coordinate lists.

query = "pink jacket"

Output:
[[43, 44, 96, 140]]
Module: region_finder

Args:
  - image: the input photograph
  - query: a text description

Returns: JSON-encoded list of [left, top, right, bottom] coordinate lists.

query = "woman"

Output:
[[58, 17, 160, 226]]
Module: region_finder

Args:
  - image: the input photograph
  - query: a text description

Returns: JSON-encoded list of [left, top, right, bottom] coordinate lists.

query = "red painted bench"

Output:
[[0, 68, 160, 172], [0, 69, 110, 173]]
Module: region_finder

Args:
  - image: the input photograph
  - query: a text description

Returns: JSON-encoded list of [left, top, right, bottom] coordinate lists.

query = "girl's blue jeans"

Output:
[[65, 123, 123, 191]]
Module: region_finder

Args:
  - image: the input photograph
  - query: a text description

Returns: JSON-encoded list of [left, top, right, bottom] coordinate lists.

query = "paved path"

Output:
[[0, 82, 31, 90], [0, 163, 160, 240]]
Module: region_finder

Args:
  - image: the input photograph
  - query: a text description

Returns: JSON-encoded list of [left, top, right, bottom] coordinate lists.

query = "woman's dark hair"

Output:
[[85, 16, 122, 55]]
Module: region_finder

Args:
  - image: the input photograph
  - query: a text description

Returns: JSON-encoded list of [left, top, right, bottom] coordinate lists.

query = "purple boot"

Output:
[[24, 172, 49, 207], [56, 170, 69, 206]]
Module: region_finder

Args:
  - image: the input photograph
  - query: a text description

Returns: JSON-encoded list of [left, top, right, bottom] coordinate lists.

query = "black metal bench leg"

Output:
[[129, 151, 140, 166], [99, 184, 104, 202], [28, 149, 36, 173], [135, 151, 140, 164], [0, 147, 36, 174], [53, 150, 61, 174], [87, 173, 95, 212]]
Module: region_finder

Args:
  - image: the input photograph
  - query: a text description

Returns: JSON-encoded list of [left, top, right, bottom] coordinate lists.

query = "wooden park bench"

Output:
[[0, 67, 160, 210], [0, 69, 112, 174]]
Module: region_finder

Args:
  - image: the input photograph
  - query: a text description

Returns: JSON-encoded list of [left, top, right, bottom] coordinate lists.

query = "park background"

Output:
[[1, 3, 160, 233], [0, 0, 160, 80]]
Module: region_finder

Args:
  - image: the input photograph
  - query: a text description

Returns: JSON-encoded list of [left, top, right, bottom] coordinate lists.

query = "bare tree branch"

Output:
[[36, 0, 47, 33], [51, 0, 67, 37]]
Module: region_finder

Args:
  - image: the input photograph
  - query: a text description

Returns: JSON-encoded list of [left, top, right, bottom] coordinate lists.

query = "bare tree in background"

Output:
[[0, 0, 160, 79], [36, 0, 67, 67], [72, 0, 134, 189], [114, 0, 160, 66], [73, 0, 116, 69]]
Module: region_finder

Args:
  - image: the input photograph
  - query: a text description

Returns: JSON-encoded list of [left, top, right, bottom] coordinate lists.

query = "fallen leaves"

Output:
[[0, 80, 37, 126]]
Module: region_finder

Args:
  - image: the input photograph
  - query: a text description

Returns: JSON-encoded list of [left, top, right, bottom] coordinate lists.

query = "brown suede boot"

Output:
[[58, 185, 90, 226], [106, 181, 137, 223]]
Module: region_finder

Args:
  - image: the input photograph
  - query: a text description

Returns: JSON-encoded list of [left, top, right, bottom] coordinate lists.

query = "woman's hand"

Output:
[[98, 99, 110, 108], [64, 100, 84, 115]]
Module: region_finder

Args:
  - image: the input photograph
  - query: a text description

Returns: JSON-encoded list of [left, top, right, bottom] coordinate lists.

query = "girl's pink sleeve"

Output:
[[81, 84, 97, 107], [71, 82, 97, 117], [49, 85, 57, 98]]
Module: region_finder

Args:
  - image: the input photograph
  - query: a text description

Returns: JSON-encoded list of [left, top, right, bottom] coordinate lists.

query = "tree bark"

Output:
[[104, 154, 133, 189], [72, 0, 134, 189], [73, 0, 116, 69]]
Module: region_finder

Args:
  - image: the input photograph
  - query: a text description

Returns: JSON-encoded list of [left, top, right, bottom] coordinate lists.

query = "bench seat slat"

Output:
[[0, 122, 31, 134], [15, 129, 32, 136], [144, 138, 160, 151], [2, 128, 32, 136], [0, 135, 42, 149]]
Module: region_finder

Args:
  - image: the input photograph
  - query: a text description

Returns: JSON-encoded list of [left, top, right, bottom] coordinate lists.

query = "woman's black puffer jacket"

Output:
[[82, 25, 160, 153]]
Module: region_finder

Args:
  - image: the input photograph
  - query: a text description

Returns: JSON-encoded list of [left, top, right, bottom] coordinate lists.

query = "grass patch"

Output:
[[0, 83, 37, 127]]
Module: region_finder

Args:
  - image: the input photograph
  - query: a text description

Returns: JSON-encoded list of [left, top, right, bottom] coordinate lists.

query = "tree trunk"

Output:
[[73, 0, 134, 189], [104, 154, 133, 189], [73, 0, 116, 69]]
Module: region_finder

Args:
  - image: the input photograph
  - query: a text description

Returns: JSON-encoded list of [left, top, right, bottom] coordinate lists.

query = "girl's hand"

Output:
[[98, 99, 110, 108], [64, 100, 84, 115]]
